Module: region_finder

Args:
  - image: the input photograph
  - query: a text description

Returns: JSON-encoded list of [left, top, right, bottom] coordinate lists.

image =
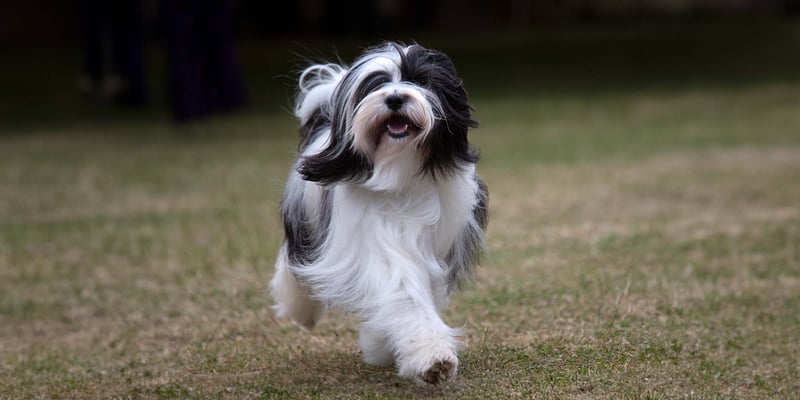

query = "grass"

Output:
[[2, 20, 800, 399]]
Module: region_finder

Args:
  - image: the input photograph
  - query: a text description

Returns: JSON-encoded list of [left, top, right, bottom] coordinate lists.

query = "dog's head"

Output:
[[298, 43, 479, 191]]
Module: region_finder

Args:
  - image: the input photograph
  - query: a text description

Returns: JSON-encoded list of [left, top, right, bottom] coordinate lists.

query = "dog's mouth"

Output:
[[385, 115, 415, 139]]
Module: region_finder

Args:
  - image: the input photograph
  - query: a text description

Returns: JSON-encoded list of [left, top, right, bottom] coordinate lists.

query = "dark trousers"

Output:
[[82, 0, 146, 104], [162, 0, 247, 122]]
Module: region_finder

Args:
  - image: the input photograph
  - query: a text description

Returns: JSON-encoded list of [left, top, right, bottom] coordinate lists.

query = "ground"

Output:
[[1, 21, 799, 399]]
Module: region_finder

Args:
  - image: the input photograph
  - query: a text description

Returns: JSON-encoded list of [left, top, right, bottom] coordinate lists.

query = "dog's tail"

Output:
[[295, 64, 346, 143]]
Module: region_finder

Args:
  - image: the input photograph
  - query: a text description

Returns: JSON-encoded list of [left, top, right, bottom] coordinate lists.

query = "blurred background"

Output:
[[1, 0, 799, 126]]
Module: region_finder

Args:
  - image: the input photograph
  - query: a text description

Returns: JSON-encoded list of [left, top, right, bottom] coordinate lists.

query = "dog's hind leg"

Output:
[[269, 247, 326, 330]]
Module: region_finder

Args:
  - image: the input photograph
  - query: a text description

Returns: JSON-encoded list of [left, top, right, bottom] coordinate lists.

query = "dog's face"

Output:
[[299, 43, 479, 189]]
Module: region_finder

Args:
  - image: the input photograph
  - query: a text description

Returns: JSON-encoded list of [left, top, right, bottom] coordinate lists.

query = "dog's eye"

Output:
[[414, 76, 430, 87], [364, 73, 391, 91]]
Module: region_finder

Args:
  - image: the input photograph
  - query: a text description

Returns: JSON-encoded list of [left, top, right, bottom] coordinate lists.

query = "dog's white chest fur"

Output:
[[305, 168, 478, 310]]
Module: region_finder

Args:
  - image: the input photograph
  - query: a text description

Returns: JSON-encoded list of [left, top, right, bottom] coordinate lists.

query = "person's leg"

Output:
[[81, 0, 105, 93], [110, 0, 146, 105], [200, 0, 247, 113], [162, 0, 208, 121]]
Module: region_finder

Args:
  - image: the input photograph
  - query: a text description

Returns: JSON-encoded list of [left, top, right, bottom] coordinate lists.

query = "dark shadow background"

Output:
[[0, 0, 799, 129]]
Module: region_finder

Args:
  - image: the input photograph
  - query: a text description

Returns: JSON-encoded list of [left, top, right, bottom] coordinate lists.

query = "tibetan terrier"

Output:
[[270, 42, 488, 385]]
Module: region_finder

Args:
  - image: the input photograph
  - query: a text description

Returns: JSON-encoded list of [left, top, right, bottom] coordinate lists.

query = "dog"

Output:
[[270, 42, 488, 385]]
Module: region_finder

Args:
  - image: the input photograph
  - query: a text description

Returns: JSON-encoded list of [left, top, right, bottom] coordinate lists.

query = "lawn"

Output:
[[1, 21, 800, 399]]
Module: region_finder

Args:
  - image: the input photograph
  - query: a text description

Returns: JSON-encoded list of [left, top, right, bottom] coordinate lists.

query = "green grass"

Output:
[[2, 20, 800, 399]]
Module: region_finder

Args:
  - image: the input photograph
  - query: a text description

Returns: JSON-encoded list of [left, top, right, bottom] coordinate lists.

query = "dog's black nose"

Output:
[[385, 94, 404, 111]]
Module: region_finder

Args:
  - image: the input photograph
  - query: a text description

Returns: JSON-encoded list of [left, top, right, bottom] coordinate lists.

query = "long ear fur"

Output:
[[296, 63, 374, 185], [404, 46, 480, 178]]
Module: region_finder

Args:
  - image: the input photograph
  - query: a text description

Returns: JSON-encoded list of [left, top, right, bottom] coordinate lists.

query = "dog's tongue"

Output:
[[387, 120, 409, 135]]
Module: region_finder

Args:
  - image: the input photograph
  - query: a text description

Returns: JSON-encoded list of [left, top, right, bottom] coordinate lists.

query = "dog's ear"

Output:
[[298, 69, 374, 185], [409, 48, 479, 178], [297, 132, 373, 185]]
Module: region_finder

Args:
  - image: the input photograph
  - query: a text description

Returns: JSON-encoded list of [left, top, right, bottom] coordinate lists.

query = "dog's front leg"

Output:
[[368, 286, 459, 385]]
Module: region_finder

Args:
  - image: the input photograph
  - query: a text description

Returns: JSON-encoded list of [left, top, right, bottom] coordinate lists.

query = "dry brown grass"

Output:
[[2, 137, 799, 398]]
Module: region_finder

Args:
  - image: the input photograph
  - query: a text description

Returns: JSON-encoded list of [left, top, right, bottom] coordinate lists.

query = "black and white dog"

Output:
[[270, 42, 488, 385]]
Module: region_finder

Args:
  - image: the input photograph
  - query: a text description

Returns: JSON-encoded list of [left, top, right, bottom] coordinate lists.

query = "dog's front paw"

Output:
[[420, 357, 457, 385], [398, 344, 458, 385]]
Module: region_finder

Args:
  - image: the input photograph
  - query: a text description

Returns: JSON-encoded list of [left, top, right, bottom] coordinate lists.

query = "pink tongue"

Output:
[[387, 122, 408, 134]]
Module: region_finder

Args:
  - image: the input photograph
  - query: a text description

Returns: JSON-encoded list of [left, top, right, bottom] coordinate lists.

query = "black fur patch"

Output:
[[282, 188, 332, 266], [473, 177, 489, 229], [297, 130, 373, 185], [353, 71, 392, 106], [401, 45, 480, 178], [298, 107, 329, 151], [446, 176, 489, 291]]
